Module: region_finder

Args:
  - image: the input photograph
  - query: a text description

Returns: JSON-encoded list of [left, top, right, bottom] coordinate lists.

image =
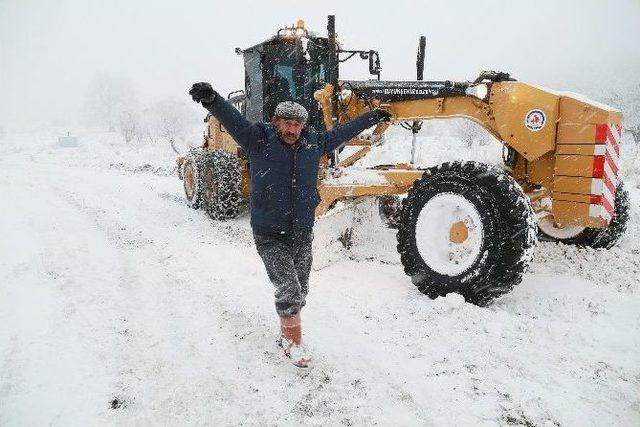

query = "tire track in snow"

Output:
[[40, 167, 383, 426], [3, 138, 639, 426]]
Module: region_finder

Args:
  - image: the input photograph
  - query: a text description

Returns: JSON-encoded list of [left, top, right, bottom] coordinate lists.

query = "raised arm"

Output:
[[189, 82, 260, 153], [320, 109, 390, 153]]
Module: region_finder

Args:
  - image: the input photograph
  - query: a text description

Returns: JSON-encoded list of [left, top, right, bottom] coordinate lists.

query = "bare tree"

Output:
[[117, 108, 139, 143], [84, 73, 138, 132], [601, 84, 640, 179], [604, 85, 640, 144], [150, 98, 201, 153]]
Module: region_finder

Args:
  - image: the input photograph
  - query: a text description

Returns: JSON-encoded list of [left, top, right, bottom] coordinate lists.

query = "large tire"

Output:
[[538, 181, 630, 249], [396, 161, 537, 306], [201, 150, 242, 220], [182, 150, 205, 209]]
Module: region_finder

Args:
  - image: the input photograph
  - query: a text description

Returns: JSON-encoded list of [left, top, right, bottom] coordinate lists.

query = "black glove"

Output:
[[189, 82, 218, 105], [374, 108, 392, 122]]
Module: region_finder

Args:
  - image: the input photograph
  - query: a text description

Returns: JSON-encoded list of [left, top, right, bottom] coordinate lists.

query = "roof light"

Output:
[[278, 19, 308, 39], [465, 83, 489, 100]]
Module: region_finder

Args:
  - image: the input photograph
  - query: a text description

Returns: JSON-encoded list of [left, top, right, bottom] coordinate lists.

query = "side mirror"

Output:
[[368, 50, 381, 80]]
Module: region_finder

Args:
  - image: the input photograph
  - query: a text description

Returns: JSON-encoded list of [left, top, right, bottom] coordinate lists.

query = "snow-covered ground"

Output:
[[1, 126, 639, 426]]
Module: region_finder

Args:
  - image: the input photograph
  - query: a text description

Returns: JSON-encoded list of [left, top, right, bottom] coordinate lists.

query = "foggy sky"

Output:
[[1, 0, 639, 128]]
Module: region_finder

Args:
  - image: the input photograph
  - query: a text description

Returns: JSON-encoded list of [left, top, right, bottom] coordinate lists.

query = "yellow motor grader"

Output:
[[178, 16, 628, 305]]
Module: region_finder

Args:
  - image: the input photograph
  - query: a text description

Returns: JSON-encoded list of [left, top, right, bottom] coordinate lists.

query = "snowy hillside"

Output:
[[1, 126, 639, 426]]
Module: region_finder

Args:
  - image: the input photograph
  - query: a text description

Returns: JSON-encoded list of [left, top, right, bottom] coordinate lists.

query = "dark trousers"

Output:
[[253, 231, 314, 317]]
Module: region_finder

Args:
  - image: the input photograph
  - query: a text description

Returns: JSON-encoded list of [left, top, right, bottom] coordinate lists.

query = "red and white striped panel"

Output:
[[590, 124, 622, 224]]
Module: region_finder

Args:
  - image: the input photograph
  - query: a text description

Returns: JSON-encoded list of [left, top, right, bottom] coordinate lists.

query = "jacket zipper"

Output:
[[291, 143, 301, 234]]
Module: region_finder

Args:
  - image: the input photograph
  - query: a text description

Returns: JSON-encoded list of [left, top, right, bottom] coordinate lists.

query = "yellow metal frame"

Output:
[[189, 80, 622, 230], [312, 82, 622, 228]]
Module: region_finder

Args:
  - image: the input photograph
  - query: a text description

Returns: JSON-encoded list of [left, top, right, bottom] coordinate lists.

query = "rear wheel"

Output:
[[396, 161, 537, 306], [201, 150, 242, 220], [538, 181, 630, 249], [182, 150, 205, 209]]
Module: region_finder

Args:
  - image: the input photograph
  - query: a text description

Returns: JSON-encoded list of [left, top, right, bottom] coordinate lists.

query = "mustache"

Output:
[[277, 130, 298, 139]]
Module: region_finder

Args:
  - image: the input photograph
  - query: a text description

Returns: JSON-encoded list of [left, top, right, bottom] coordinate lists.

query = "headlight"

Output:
[[465, 83, 489, 100]]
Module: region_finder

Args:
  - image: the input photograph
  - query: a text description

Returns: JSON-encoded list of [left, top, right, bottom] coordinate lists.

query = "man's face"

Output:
[[273, 117, 304, 145]]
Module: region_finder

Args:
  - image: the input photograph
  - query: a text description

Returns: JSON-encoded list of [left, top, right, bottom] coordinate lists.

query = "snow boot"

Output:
[[279, 313, 311, 368]]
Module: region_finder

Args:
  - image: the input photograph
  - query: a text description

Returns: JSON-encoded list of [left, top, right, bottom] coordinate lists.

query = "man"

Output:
[[189, 82, 391, 367]]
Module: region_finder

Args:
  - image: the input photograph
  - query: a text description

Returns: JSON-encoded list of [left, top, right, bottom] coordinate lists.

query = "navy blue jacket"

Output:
[[205, 97, 380, 236]]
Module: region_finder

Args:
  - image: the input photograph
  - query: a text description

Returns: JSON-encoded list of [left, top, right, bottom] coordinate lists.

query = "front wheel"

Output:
[[396, 161, 537, 306]]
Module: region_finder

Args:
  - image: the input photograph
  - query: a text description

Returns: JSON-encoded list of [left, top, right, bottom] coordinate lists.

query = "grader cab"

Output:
[[178, 16, 629, 306]]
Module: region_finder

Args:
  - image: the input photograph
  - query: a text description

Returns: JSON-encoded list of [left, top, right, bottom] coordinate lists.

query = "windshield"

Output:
[[273, 64, 296, 100]]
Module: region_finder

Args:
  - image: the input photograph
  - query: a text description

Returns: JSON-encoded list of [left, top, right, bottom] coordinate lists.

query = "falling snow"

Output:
[[1, 125, 638, 426]]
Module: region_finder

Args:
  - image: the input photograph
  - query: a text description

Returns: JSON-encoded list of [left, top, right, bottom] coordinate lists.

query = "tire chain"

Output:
[[183, 148, 206, 209], [202, 150, 242, 220]]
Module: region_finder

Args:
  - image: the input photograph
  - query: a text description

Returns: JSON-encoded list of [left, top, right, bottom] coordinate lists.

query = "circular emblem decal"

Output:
[[525, 109, 546, 132]]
